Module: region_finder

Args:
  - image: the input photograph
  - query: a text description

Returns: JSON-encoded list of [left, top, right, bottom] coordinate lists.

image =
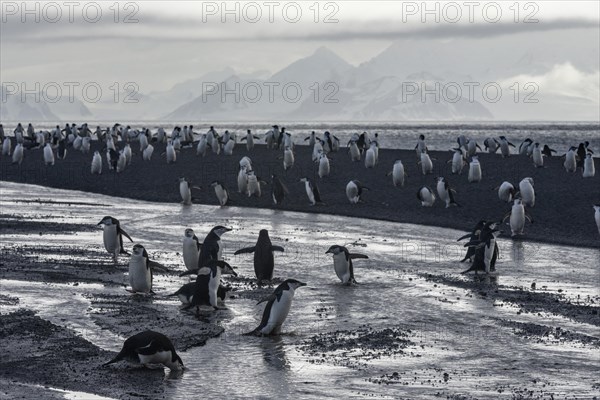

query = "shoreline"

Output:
[[1, 142, 599, 248]]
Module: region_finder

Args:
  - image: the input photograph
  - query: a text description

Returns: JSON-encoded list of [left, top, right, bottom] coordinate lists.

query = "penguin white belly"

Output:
[[595, 209, 600, 234], [180, 184, 191, 205], [237, 170, 248, 193], [261, 292, 293, 334], [247, 180, 261, 197], [139, 351, 171, 366], [421, 155, 432, 175], [510, 207, 525, 236], [211, 139, 220, 154], [208, 270, 221, 307], [520, 184, 535, 207], [43, 146, 54, 165], [500, 143, 509, 157], [91, 154, 102, 174], [533, 150, 543, 167], [350, 144, 360, 161], [484, 241, 495, 272], [564, 153, 576, 172], [365, 149, 375, 168], [129, 257, 151, 293], [224, 141, 235, 155], [346, 183, 359, 204], [583, 158, 595, 178], [215, 186, 228, 206], [182, 240, 199, 271], [2, 138, 11, 155], [498, 182, 513, 202], [197, 139, 207, 156], [468, 163, 481, 182], [305, 183, 315, 204], [452, 153, 463, 174], [283, 151, 294, 170], [103, 225, 119, 254], [333, 254, 351, 283], [167, 146, 176, 163], [319, 158, 330, 177], [143, 144, 154, 160], [392, 164, 404, 186]]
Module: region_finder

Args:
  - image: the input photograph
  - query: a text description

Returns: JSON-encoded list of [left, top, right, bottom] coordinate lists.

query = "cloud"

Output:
[[2, 13, 598, 43], [501, 63, 600, 103]]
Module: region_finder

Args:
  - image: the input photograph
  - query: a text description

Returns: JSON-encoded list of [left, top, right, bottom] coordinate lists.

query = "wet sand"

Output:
[[1, 190, 599, 399], [1, 142, 599, 248]]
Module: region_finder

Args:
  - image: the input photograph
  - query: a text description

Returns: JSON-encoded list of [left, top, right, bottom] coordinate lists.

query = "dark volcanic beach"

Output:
[[1, 141, 598, 248]]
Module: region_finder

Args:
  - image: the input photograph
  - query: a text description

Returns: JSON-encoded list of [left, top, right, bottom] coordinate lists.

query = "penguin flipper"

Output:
[[234, 246, 256, 255], [256, 294, 276, 305], [457, 233, 472, 241], [149, 260, 169, 272], [349, 253, 368, 259], [271, 245, 285, 252], [119, 227, 133, 242]]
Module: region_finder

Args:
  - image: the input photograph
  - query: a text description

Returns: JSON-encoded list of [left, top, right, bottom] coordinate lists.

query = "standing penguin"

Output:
[[283, 146, 295, 170], [388, 160, 407, 187], [541, 145, 556, 158], [128, 244, 153, 294], [299, 178, 323, 206], [240, 129, 259, 151], [519, 138, 533, 156], [304, 131, 316, 147], [436, 177, 460, 208], [103, 331, 184, 371], [181, 225, 232, 276], [211, 181, 230, 206], [563, 147, 578, 173], [461, 222, 500, 274], [170, 282, 230, 307], [166, 139, 176, 164], [365, 143, 377, 168], [182, 228, 202, 272], [417, 186, 436, 207], [190, 260, 237, 312], [531, 143, 544, 168], [419, 151, 433, 175], [91, 151, 102, 174], [450, 148, 467, 175], [484, 138, 500, 153], [43, 143, 55, 166], [457, 220, 487, 263], [97, 216, 133, 263], [519, 177, 535, 207], [196, 134, 208, 157], [346, 180, 369, 204], [582, 153, 595, 178], [318, 153, 330, 178], [178, 178, 194, 205], [325, 245, 368, 284], [347, 140, 360, 162], [246, 171, 266, 197], [498, 136, 515, 158], [468, 156, 482, 183], [2, 136, 11, 156], [244, 279, 306, 336], [12, 143, 24, 165], [496, 181, 516, 203], [271, 174, 288, 205], [234, 229, 285, 281], [415, 134, 427, 157], [503, 199, 534, 236]]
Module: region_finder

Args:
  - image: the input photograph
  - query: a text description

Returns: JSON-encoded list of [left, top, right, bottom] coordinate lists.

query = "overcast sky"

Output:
[[1, 1, 599, 93]]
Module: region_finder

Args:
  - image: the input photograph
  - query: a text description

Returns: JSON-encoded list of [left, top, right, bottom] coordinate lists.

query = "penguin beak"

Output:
[[97, 221, 103, 226], [325, 249, 332, 254], [299, 282, 307, 287]]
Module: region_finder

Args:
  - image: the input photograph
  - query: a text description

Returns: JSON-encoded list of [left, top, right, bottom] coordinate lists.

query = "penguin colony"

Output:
[[1, 123, 599, 372]]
